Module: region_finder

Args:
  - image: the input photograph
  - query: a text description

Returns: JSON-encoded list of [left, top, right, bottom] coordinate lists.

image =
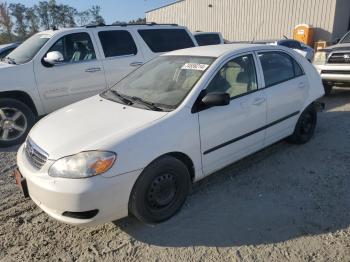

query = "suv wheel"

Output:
[[129, 156, 191, 224], [0, 98, 35, 147], [323, 82, 333, 96]]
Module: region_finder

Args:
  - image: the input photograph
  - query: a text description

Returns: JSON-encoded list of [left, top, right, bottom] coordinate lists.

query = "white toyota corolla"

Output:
[[15, 44, 324, 226]]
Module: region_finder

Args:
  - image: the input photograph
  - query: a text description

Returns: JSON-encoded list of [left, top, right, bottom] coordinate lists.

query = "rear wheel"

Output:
[[129, 156, 191, 224], [323, 82, 333, 96], [287, 105, 317, 144], [0, 98, 35, 147]]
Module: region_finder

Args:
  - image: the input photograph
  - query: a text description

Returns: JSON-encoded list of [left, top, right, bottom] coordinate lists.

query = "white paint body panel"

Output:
[[17, 44, 324, 226]]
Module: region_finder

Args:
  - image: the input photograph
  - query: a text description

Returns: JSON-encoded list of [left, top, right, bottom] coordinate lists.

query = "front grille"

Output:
[[328, 52, 350, 64], [321, 70, 350, 75], [25, 138, 48, 169]]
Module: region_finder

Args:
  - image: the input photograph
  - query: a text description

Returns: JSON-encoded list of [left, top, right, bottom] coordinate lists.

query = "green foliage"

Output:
[[0, 1, 110, 44]]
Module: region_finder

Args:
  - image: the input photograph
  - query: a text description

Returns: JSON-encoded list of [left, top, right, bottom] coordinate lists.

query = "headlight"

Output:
[[48, 151, 116, 179], [313, 51, 330, 65]]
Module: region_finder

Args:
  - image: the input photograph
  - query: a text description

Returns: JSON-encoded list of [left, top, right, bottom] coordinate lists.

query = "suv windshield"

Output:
[[5, 33, 51, 64], [103, 56, 214, 110]]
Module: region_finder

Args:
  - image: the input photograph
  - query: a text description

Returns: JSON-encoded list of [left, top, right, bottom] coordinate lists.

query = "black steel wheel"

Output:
[[287, 105, 317, 144], [129, 156, 191, 224]]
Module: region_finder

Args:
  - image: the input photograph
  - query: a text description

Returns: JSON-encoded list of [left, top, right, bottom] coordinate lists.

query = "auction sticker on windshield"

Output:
[[181, 63, 209, 71]]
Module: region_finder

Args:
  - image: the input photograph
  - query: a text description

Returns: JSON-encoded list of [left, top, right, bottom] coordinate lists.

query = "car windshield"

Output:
[[5, 33, 51, 64], [104, 56, 215, 110], [340, 31, 350, 43]]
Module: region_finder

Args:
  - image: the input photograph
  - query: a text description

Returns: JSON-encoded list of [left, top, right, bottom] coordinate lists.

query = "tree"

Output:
[[37, 1, 50, 29], [0, 2, 13, 41], [25, 6, 39, 35], [76, 10, 91, 26], [129, 18, 146, 24], [47, 0, 59, 28], [90, 5, 105, 25], [9, 3, 27, 39], [59, 5, 76, 27]]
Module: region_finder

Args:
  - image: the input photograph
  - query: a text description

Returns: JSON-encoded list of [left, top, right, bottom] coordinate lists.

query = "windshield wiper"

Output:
[[131, 96, 164, 111], [109, 90, 133, 105], [4, 57, 17, 65]]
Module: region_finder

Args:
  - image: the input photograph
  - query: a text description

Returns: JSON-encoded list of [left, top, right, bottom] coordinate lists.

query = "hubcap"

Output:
[[147, 173, 177, 210], [0, 107, 27, 141]]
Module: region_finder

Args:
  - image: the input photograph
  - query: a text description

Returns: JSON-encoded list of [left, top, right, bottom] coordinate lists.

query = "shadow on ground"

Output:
[[114, 95, 350, 247]]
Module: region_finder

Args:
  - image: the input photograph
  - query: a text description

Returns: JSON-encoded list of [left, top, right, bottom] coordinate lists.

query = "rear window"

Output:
[[138, 29, 195, 53], [98, 30, 137, 58], [195, 34, 221, 46]]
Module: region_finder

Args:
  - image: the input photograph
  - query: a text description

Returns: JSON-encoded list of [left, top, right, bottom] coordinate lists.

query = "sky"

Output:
[[6, 0, 177, 24]]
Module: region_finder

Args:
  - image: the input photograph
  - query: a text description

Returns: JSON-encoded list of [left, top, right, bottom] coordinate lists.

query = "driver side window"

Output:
[[206, 54, 258, 98], [48, 32, 96, 63]]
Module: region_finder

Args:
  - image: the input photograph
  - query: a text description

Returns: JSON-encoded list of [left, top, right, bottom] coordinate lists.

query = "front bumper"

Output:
[[17, 144, 142, 226], [314, 64, 350, 83]]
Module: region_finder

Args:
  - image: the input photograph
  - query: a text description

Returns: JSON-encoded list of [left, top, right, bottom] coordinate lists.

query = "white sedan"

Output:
[[15, 44, 324, 226]]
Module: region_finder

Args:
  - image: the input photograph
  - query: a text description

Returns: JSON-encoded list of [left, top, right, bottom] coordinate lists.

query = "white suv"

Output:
[[0, 23, 197, 146]]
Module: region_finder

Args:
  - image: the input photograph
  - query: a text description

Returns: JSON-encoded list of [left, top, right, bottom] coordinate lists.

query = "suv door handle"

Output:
[[85, 67, 101, 73], [252, 97, 266, 106], [130, 62, 143, 67]]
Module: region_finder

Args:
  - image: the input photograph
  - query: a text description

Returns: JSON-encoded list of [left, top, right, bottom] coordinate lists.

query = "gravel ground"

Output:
[[1, 87, 350, 262]]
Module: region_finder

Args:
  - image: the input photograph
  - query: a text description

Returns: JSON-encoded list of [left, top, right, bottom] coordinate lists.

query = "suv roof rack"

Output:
[[85, 22, 178, 28]]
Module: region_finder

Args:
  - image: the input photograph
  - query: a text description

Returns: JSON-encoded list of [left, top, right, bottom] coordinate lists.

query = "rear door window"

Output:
[[258, 51, 304, 87], [195, 34, 221, 46], [98, 30, 137, 58], [138, 29, 195, 53]]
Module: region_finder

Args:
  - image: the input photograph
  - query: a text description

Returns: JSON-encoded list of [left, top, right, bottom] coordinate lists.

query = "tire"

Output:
[[323, 82, 333, 96], [0, 98, 35, 147], [129, 156, 191, 224], [287, 105, 317, 144]]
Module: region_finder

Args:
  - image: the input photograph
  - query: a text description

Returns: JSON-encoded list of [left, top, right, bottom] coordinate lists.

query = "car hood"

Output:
[[322, 43, 350, 52], [0, 61, 16, 69], [29, 95, 168, 159]]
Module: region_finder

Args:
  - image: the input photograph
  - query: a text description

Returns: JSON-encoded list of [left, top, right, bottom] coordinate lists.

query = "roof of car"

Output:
[[39, 24, 186, 35], [165, 43, 274, 58]]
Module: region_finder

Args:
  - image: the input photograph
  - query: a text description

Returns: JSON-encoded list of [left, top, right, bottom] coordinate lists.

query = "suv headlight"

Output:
[[48, 151, 116, 179], [313, 51, 330, 65]]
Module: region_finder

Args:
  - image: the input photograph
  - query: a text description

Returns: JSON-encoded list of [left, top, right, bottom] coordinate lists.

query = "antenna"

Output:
[[283, 35, 288, 39], [251, 20, 265, 43]]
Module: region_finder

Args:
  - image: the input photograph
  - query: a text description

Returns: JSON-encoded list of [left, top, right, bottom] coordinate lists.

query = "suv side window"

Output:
[[258, 51, 304, 87], [98, 30, 137, 58], [195, 34, 221, 46], [206, 54, 258, 98], [48, 32, 96, 62], [138, 29, 195, 53]]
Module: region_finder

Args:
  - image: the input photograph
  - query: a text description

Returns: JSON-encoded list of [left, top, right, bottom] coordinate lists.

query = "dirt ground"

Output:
[[1, 87, 350, 262]]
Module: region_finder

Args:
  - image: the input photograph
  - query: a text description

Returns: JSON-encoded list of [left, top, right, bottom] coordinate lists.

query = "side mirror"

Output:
[[43, 51, 64, 65], [201, 92, 230, 108]]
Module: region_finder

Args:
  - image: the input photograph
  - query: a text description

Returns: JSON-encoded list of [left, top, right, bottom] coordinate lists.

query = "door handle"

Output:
[[252, 97, 266, 106], [298, 82, 306, 89], [85, 67, 101, 73], [130, 61, 143, 67]]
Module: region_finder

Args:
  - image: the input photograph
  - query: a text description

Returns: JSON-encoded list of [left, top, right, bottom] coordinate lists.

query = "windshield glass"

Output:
[[5, 33, 51, 64], [340, 31, 350, 43], [104, 56, 215, 109]]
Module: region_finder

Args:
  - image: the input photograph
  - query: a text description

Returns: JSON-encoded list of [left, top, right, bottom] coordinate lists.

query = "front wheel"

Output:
[[129, 156, 191, 224], [323, 82, 333, 96], [0, 98, 35, 147], [287, 105, 317, 144]]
